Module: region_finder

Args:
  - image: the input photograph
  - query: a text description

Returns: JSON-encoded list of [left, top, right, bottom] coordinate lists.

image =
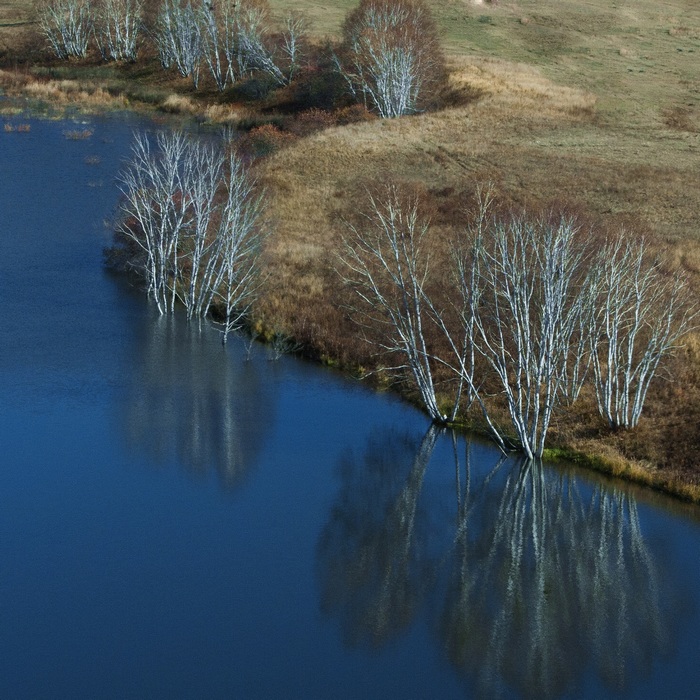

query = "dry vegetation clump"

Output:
[[284, 108, 341, 136], [202, 103, 245, 124], [3, 120, 30, 130], [11, 76, 127, 108], [238, 123, 298, 158], [63, 127, 92, 138], [159, 92, 199, 114], [0, 67, 30, 90]]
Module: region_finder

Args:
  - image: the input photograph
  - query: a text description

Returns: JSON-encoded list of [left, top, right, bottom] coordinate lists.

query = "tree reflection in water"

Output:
[[120, 312, 272, 489], [319, 427, 675, 698], [317, 425, 441, 647]]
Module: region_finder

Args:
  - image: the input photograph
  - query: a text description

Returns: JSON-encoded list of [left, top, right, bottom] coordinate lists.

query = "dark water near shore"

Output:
[[1, 115, 700, 699]]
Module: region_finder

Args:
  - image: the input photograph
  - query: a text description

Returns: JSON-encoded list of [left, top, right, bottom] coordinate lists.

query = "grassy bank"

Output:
[[2, 0, 700, 501]]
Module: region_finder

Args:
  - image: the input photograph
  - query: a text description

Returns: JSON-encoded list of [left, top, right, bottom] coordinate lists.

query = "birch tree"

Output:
[[335, 0, 445, 118], [231, 0, 286, 86], [155, 0, 203, 87], [211, 152, 267, 343], [38, 0, 92, 59], [279, 12, 308, 84], [588, 238, 696, 430], [164, 0, 302, 92], [180, 139, 224, 319], [198, 0, 228, 90], [117, 131, 193, 315], [341, 185, 453, 424], [427, 187, 506, 448], [115, 131, 266, 336], [467, 216, 588, 459], [340, 186, 695, 455], [94, 0, 142, 62]]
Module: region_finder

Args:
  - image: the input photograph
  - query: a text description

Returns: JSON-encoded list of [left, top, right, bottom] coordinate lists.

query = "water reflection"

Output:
[[319, 428, 676, 698], [120, 311, 273, 489], [317, 426, 441, 647]]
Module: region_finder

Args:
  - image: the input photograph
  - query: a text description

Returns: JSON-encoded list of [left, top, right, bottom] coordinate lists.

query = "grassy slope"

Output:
[[258, 0, 700, 494], [3, 0, 700, 494]]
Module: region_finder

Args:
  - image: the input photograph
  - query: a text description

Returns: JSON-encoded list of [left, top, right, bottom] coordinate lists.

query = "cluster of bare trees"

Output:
[[587, 237, 693, 429], [154, 0, 306, 90], [38, 0, 142, 61], [36, 0, 307, 89], [334, 0, 445, 118], [116, 130, 266, 342], [342, 185, 695, 458], [37, 0, 445, 119]]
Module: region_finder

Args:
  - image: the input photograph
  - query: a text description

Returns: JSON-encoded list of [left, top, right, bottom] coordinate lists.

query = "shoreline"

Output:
[[2, 63, 700, 506]]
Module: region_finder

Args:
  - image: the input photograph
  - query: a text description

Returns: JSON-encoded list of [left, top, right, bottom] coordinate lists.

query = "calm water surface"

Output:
[[1, 115, 700, 699]]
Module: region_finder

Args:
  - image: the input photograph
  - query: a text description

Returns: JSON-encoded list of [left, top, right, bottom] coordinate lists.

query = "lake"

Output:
[[1, 114, 699, 699]]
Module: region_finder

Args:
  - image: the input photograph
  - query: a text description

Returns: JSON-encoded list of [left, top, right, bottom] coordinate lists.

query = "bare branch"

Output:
[[340, 184, 450, 424], [335, 0, 445, 118], [588, 237, 697, 429]]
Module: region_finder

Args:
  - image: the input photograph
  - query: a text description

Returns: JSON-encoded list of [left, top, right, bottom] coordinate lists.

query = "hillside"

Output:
[[3, 0, 700, 496]]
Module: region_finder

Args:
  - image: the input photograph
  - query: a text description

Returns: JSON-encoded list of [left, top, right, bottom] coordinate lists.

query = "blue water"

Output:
[[1, 115, 699, 699]]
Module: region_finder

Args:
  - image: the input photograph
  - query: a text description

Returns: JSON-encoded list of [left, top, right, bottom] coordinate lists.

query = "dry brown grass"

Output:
[[3, 0, 700, 495], [255, 51, 700, 493], [0, 73, 128, 109], [63, 127, 93, 139], [160, 93, 199, 115], [203, 103, 248, 125]]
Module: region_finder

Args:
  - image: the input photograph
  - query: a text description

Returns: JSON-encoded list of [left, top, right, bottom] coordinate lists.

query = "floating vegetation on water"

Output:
[[64, 128, 93, 140], [3, 122, 30, 132]]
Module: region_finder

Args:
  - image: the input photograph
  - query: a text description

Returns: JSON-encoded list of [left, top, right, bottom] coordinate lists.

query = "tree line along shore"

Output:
[[3, 0, 700, 501]]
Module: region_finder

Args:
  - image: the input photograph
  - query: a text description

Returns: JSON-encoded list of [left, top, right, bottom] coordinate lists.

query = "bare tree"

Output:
[[335, 0, 445, 118], [588, 238, 696, 430], [37, 0, 92, 59], [198, 0, 285, 91], [198, 0, 227, 90], [427, 186, 506, 448], [180, 139, 224, 319], [467, 216, 588, 459], [278, 12, 308, 84], [211, 151, 267, 343], [232, 0, 286, 86], [116, 131, 266, 337], [341, 184, 696, 456], [155, 0, 203, 87], [162, 0, 303, 92], [340, 189, 587, 454], [341, 185, 454, 424], [94, 0, 142, 61], [117, 131, 193, 315]]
